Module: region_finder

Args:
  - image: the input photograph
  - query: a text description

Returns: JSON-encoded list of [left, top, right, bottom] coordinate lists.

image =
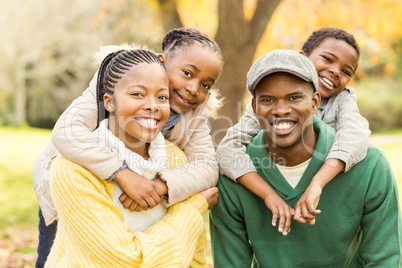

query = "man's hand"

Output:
[[114, 168, 164, 212], [264, 193, 294, 236], [293, 181, 322, 225]]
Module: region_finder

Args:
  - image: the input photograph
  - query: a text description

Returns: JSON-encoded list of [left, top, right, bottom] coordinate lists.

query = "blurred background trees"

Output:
[[1, 0, 401, 141]]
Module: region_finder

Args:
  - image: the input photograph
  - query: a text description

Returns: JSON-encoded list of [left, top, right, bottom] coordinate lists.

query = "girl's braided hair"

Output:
[[301, 27, 360, 58], [96, 49, 165, 127], [162, 28, 222, 61]]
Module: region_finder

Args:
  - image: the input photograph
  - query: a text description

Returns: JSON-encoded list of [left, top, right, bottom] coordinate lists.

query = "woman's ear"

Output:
[[103, 94, 114, 113], [157, 53, 166, 64], [299, 50, 306, 56]]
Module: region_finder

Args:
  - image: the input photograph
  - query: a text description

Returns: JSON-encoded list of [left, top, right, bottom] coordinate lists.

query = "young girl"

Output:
[[215, 27, 370, 235], [45, 48, 217, 267], [32, 28, 223, 267]]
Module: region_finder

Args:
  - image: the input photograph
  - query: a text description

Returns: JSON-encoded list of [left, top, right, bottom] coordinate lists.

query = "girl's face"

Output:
[[104, 62, 170, 151], [163, 45, 222, 113], [303, 38, 359, 99]]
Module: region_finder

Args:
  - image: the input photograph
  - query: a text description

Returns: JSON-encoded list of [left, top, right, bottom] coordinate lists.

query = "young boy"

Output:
[[215, 27, 370, 235]]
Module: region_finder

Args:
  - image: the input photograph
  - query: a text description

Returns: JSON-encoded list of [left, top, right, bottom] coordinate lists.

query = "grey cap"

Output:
[[247, 49, 318, 96]]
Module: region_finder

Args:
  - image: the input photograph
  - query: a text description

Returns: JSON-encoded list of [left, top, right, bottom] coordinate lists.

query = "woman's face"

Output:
[[163, 45, 222, 113], [105, 62, 170, 151]]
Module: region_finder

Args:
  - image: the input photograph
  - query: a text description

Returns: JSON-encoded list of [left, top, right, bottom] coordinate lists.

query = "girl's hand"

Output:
[[114, 168, 164, 211], [264, 193, 294, 236], [293, 182, 322, 225], [199, 187, 219, 210]]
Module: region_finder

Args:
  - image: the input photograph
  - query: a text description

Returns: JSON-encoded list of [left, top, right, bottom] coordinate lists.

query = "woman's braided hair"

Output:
[[96, 49, 165, 127], [162, 28, 222, 61]]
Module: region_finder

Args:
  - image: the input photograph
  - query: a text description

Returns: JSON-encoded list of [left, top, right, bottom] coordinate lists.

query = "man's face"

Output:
[[252, 72, 320, 150]]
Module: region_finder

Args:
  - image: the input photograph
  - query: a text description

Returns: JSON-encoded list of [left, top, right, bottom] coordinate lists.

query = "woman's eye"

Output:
[[183, 70, 192, 77], [131, 92, 144, 97], [202, 83, 211, 90]]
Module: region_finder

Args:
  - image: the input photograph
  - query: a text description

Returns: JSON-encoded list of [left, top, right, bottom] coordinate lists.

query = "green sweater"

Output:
[[211, 119, 402, 268]]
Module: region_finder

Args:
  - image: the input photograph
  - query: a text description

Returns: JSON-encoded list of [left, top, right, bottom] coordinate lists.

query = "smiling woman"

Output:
[[44, 49, 215, 267]]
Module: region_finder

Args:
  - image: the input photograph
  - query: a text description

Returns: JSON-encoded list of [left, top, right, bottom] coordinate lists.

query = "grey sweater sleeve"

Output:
[[324, 88, 371, 171], [215, 101, 262, 181]]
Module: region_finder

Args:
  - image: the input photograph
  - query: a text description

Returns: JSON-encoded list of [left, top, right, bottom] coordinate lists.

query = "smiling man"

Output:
[[210, 49, 402, 267]]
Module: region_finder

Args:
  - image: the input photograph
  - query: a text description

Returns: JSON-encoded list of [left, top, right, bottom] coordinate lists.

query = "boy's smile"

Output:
[[305, 38, 358, 99]]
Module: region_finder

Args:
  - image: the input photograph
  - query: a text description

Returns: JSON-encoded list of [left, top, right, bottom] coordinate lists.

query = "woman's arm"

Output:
[[48, 156, 208, 267]]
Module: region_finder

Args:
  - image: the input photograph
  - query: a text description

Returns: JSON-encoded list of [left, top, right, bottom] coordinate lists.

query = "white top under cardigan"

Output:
[[95, 119, 167, 232]]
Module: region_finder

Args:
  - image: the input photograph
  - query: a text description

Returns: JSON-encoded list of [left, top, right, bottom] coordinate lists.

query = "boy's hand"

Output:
[[114, 168, 164, 212], [264, 193, 294, 236], [199, 187, 219, 210], [294, 181, 322, 225]]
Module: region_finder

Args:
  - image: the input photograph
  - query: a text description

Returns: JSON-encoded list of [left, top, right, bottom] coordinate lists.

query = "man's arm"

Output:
[[358, 150, 402, 266], [210, 177, 254, 267]]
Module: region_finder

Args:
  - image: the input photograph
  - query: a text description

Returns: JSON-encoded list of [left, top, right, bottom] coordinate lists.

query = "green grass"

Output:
[[0, 126, 51, 230]]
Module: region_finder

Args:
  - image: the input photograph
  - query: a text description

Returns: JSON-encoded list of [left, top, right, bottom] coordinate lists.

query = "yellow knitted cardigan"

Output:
[[45, 140, 208, 268]]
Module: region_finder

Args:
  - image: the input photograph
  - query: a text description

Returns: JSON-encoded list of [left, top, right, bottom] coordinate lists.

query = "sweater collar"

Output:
[[247, 116, 335, 200]]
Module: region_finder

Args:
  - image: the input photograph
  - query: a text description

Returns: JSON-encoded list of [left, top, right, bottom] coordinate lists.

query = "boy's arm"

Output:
[[217, 101, 293, 234], [159, 114, 219, 205], [326, 87, 371, 171], [49, 156, 208, 267], [215, 101, 261, 180], [51, 72, 123, 179], [295, 89, 371, 223]]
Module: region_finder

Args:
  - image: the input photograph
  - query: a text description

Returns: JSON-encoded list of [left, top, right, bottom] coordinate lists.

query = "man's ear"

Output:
[[157, 53, 166, 64], [252, 97, 257, 115], [311, 91, 321, 114], [103, 94, 114, 113]]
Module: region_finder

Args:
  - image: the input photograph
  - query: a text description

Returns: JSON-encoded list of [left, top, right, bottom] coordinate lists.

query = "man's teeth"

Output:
[[274, 122, 293, 130], [138, 119, 157, 127], [322, 77, 333, 87]]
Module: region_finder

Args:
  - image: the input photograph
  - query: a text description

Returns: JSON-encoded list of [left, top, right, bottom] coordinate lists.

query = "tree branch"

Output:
[[250, 0, 281, 42], [157, 0, 183, 32]]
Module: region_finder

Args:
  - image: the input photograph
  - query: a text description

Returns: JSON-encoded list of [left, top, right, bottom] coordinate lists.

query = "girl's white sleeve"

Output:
[[215, 101, 262, 181], [51, 72, 123, 179]]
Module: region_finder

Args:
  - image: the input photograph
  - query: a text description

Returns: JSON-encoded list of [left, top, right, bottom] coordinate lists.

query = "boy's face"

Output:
[[304, 38, 358, 99], [252, 72, 320, 151]]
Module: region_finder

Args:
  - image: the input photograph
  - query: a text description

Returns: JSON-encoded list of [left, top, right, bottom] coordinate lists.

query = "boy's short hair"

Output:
[[301, 27, 360, 58]]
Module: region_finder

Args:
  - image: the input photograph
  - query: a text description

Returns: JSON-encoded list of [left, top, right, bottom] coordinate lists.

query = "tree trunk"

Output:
[[156, 0, 281, 145]]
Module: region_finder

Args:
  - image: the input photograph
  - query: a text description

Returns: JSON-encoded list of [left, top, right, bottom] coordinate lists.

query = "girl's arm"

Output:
[[51, 72, 162, 209], [160, 111, 219, 205], [294, 88, 371, 223], [51, 72, 123, 179], [47, 155, 208, 268]]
